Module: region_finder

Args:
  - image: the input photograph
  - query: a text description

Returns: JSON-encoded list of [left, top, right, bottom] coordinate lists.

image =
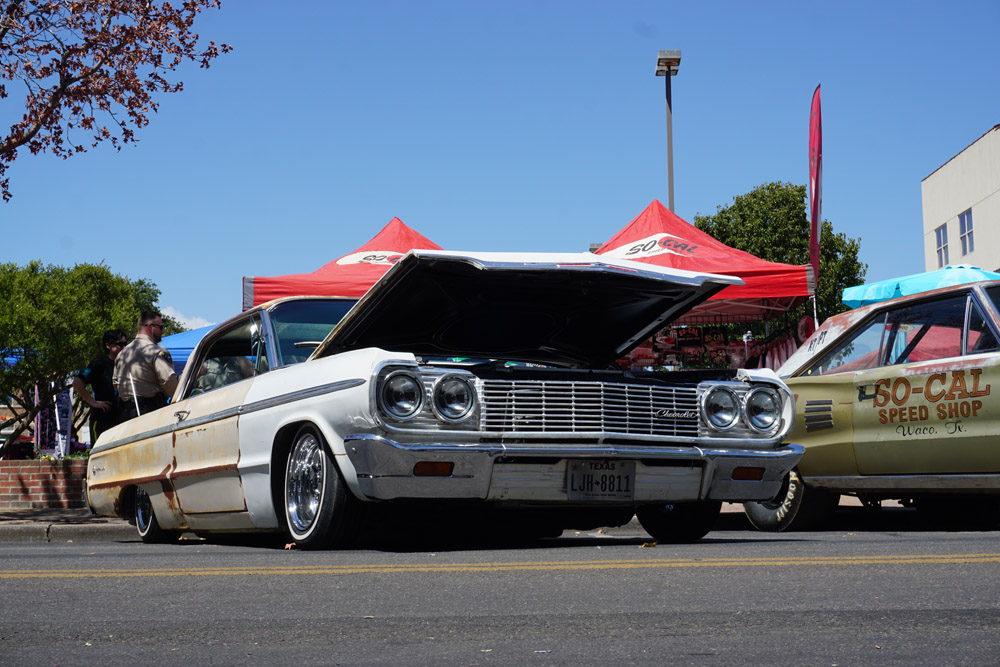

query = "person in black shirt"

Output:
[[72, 329, 128, 444]]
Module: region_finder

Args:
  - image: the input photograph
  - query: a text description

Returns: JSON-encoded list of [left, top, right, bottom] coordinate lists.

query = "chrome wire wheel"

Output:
[[135, 486, 154, 535], [133, 485, 179, 544], [282, 425, 364, 549], [285, 430, 326, 536]]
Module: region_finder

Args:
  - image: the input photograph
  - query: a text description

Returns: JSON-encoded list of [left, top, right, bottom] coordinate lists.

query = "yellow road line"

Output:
[[3, 554, 999, 579]]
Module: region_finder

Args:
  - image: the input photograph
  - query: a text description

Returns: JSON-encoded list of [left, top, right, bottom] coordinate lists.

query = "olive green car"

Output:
[[744, 280, 1000, 530]]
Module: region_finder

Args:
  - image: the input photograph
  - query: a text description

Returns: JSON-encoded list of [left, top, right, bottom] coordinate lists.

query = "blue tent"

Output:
[[842, 264, 1000, 309], [160, 325, 215, 375]]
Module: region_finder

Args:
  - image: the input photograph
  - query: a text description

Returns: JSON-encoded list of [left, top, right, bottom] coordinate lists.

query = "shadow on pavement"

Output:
[[175, 503, 1000, 552]]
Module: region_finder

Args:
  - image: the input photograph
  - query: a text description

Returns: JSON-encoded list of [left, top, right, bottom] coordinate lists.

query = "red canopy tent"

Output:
[[595, 200, 814, 324], [242, 217, 442, 309]]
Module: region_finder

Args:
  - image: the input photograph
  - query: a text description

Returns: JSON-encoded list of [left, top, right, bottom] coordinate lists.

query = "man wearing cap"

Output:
[[114, 311, 178, 421]]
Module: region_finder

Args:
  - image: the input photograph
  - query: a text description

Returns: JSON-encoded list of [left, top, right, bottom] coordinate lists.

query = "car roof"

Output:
[[780, 279, 1000, 377]]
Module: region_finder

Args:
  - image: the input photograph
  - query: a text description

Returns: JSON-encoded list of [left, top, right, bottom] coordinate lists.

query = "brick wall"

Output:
[[0, 460, 87, 509]]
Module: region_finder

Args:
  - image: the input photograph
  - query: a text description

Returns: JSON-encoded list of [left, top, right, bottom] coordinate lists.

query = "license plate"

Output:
[[566, 460, 636, 501]]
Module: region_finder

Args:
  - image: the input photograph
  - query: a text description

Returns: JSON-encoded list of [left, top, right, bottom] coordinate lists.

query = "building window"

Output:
[[935, 224, 949, 268], [959, 209, 974, 256]]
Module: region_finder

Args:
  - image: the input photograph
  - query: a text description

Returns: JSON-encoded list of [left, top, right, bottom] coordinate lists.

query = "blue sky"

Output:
[[3, 0, 997, 328]]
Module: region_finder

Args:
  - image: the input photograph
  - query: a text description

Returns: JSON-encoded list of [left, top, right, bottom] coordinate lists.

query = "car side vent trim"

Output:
[[803, 399, 834, 432]]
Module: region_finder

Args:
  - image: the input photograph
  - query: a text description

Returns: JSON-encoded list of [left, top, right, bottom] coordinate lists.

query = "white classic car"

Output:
[[87, 250, 802, 548]]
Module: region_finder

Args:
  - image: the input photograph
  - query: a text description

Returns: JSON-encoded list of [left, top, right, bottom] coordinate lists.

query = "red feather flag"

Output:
[[808, 84, 822, 284]]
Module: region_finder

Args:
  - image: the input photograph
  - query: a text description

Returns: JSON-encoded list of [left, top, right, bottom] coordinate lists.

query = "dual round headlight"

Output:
[[379, 372, 423, 420], [702, 386, 781, 433], [378, 372, 476, 423], [432, 376, 476, 421], [744, 387, 781, 432]]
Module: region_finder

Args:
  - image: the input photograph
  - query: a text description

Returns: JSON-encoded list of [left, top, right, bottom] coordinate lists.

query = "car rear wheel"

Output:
[[743, 469, 840, 531], [284, 425, 361, 549], [635, 501, 722, 543], [134, 486, 180, 543]]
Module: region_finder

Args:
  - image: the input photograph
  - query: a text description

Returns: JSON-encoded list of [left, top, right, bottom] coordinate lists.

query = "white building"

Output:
[[922, 124, 1000, 271]]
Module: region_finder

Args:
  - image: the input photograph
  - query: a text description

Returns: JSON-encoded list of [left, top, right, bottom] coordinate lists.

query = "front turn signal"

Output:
[[732, 466, 765, 481], [412, 461, 455, 477]]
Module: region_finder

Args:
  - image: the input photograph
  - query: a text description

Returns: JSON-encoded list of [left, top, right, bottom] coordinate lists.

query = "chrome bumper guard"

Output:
[[344, 434, 803, 504]]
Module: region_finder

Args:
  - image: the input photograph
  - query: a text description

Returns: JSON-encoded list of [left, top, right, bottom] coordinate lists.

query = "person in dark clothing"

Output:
[[72, 329, 128, 444]]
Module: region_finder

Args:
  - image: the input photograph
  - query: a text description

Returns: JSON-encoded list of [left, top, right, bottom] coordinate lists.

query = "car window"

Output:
[[801, 293, 983, 377], [801, 315, 887, 376], [882, 295, 966, 365], [185, 316, 261, 398], [985, 285, 1000, 313], [269, 299, 357, 366], [967, 299, 999, 354]]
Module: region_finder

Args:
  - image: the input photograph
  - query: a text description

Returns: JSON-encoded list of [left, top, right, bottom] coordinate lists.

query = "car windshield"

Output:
[[269, 299, 358, 366]]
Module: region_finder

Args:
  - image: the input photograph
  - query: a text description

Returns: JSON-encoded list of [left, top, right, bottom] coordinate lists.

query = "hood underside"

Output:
[[314, 250, 740, 368]]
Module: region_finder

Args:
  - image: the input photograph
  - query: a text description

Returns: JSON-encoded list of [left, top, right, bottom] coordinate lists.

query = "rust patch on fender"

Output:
[[169, 462, 241, 479], [88, 463, 172, 490]]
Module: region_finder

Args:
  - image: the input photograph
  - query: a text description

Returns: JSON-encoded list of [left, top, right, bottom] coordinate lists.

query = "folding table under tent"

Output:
[[595, 200, 815, 325], [241, 217, 443, 310]]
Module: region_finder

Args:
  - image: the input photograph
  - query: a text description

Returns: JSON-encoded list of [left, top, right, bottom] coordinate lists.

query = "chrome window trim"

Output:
[[93, 378, 366, 453], [257, 309, 281, 372], [968, 288, 1000, 353]]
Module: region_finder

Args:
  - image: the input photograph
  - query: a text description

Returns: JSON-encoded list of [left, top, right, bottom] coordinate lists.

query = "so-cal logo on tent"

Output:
[[335, 251, 404, 266], [603, 233, 699, 260]]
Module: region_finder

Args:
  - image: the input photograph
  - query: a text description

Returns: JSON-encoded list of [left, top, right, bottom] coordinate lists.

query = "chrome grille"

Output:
[[480, 380, 700, 436]]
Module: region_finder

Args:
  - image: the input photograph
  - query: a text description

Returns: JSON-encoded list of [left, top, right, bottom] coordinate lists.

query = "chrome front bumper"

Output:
[[344, 434, 803, 504]]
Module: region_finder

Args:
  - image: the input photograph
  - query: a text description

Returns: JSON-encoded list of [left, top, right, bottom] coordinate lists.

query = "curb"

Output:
[[0, 522, 137, 543]]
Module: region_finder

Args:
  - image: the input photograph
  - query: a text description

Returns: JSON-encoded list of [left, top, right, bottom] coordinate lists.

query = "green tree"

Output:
[[130, 277, 184, 335], [0, 261, 179, 453], [693, 181, 867, 331]]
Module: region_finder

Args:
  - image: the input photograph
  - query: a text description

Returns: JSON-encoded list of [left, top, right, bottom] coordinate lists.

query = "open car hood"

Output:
[[313, 250, 742, 368]]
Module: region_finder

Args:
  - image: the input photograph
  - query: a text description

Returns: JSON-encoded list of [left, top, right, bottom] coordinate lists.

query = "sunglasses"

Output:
[[148, 322, 164, 329]]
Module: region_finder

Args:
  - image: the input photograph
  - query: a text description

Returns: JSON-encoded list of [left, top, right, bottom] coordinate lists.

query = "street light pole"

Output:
[[654, 50, 681, 212]]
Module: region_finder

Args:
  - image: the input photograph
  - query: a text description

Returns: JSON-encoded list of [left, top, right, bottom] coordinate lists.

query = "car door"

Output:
[[789, 314, 892, 478], [168, 315, 265, 520], [851, 292, 999, 475]]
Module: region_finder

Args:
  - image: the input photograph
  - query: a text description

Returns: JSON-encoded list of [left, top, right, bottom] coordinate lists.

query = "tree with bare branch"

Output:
[[0, 1, 230, 201]]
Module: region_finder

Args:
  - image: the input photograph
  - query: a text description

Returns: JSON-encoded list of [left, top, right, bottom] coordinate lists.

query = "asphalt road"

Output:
[[2, 509, 999, 666]]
